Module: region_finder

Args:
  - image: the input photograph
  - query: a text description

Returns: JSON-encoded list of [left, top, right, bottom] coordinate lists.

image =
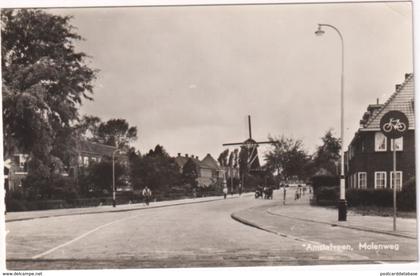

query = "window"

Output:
[[19, 154, 28, 168], [390, 137, 403, 151], [375, 132, 387, 152], [375, 171, 387, 189], [83, 156, 89, 166], [390, 171, 403, 191], [358, 172, 367, 189]]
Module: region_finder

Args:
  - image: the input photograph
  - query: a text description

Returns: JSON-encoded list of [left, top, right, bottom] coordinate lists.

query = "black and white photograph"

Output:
[[0, 0, 418, 274]]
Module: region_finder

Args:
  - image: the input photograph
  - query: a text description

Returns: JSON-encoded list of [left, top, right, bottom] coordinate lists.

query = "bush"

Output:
[[5, 198, 27, 212], [313, 186, 339, 206], [397, 177, 416, 211], [310, 175, 339, 206], [346, 177, 416, 211], [347, 189, 392, 208]]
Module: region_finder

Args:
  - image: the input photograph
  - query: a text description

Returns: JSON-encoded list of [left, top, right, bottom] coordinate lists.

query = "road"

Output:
[[5, 190, 417, 269]]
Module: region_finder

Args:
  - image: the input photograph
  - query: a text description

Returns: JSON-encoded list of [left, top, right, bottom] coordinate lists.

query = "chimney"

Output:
[[196, 156, 199, 160], [405, 73, 411, 80], [396, 84, 402, 91], [376, 98, 379, 105], [191, 155, 194, 159], [185, 154, 189, 157], [177, 153, 181, 157]]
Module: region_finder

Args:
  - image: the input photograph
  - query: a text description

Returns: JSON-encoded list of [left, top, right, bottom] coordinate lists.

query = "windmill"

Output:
[[222, 115, 274, 191]]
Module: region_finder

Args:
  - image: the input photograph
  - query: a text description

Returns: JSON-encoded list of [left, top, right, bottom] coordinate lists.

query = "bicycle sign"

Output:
[[380, 111, 409, 139]]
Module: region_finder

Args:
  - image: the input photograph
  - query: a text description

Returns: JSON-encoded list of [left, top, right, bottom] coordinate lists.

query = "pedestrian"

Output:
[[223, 185, 228, 199], [238, 183, 242, 196], [142, 186, 152, 206], [283, 186, 287, 205]]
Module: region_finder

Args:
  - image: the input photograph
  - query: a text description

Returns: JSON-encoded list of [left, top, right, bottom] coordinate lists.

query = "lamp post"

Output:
[[112, 148, 119, 208], [315, 23, 347, 221]]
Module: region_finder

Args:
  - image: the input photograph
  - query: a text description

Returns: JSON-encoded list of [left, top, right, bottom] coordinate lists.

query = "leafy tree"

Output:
[[75, 115, 102, 140], [2, 9, 97, 197], [79, 158, 127, 195], [96, 118, 137, 149], [130, 145, 182, 192], [264, 136, 309, 181], [311, 130, 341, 176], [217, 149, 229, 167], [182, 158, 199, 189]]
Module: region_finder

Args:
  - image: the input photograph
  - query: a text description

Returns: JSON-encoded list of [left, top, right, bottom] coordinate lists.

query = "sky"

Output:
[[50, 1, 413, 160]]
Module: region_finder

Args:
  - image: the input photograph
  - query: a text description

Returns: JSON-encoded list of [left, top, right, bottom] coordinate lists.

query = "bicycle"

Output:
[[382, 118, 407, 133]]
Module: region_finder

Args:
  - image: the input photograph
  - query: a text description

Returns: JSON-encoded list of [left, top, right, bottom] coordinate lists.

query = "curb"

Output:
[[230, 212, 311, 243], [231, 211, 382, 263], [265, 208, 416, 240], [6, 194, 252, 223]]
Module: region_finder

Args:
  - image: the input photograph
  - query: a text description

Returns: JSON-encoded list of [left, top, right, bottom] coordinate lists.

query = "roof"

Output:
[[190, 157, 213, 170], [79, 140, 116, 156], [174, 155, 189, 169], [362, 73, 414, 130], [201, 154, 221, 170]]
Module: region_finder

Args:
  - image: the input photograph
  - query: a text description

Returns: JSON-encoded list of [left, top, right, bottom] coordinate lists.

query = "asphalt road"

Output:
[[5, 191, 416, 269]]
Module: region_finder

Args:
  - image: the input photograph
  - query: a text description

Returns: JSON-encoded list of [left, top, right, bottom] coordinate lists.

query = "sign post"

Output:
[[379, 110, 408, 232]]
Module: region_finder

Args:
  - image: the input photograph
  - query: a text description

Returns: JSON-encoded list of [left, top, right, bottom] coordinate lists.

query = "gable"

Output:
[[201, 154, 221, 170]]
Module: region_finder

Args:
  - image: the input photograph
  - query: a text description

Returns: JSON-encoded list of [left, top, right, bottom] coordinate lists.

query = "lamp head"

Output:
[[315, 25, 325, 36]]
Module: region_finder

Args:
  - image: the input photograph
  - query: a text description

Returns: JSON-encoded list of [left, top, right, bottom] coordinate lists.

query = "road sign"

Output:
[[380, 110, 409, 139], [379, 110, 408, 232]]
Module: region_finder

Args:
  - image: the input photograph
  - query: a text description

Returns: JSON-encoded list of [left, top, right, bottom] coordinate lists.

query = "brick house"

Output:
[[175, 153, 224, 188], [74, 140, 117, 177], [4, 154, 29, 192], [346, 73, 415, 190], [4, 139, 123, 193]]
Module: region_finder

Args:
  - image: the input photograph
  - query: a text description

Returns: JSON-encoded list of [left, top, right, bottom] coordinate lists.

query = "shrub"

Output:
[[346, 177, 416, 211], [313, 186, 339, 206], [397, 177, 416, 211], [346, 189, 392, 207]]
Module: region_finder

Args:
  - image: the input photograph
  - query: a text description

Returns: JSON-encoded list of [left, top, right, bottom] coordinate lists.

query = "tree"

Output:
[[311, 130, 342, 176], [130, 145, 182, 193], [75, 115, 102, 140], [79, 158, 127, 195], [264, 136, 310, 181], [96, 118, 137, 149], [217, 149, 229, 167], [2, 9, 97, 198]]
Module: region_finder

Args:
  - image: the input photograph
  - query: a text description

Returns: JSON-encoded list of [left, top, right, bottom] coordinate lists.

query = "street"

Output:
[[5, 189, 417, 269]]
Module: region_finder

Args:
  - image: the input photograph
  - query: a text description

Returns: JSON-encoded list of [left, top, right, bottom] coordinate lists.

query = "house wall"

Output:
[[347, 130, 415, 189]]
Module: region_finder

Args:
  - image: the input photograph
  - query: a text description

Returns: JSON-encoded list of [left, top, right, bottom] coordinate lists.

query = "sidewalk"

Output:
[[232, 192, 417, 240], [6, 193, 252, 223], [266, 204, 417, 239]]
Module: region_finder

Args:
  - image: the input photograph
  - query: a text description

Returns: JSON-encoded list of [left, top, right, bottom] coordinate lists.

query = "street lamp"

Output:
[[112, 148, 120, 208], [315, 23, 347, 221]]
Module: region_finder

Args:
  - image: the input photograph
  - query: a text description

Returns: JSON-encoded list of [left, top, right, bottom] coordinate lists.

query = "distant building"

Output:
[[174, 153, 224, 188], [346, 73, 415, 190], [4, 139, 127, 193], [74, 140, 117, 177], [4, 154, 29, 192]]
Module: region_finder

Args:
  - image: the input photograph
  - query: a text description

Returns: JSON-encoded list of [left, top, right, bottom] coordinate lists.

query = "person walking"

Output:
[[223, 185, 228, 199], [142, 186, 152, 206], [283, 186, 287, 205]]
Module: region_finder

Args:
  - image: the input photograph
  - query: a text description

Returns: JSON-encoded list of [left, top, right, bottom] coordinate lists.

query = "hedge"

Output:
[[312, 177, 416, 211]]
